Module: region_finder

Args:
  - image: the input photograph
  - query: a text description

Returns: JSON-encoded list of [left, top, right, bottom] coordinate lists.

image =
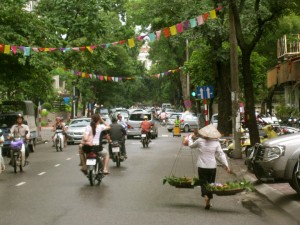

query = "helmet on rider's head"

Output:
[[144, 115, 148, 120], [16, 114, 24, 120], [111, 115, 118, 123]]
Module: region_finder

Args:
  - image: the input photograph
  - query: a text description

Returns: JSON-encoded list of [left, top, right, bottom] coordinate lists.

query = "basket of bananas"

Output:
[[163, 175, 200, 189], [205, 179, 253, 196]]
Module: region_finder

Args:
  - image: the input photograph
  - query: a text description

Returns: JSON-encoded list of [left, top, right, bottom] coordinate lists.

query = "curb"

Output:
[[244, 175, 300, 222]]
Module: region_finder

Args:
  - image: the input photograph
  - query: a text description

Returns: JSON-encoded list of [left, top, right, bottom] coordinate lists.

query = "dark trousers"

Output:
[[198, 167, 216, 199]]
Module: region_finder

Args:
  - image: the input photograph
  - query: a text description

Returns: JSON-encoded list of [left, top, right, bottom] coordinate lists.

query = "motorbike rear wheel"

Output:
[[88, 161, 99, 186], [115, 155, 120, 167]]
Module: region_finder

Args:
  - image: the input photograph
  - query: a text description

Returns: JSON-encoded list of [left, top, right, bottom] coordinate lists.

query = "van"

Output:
[[162, 103, 172, 110], [126, 111, 158, 139], [0, 100, 37, 154]]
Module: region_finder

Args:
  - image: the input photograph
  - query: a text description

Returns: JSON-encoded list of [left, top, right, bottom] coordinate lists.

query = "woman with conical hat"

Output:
[[188, 124, 230, 210]]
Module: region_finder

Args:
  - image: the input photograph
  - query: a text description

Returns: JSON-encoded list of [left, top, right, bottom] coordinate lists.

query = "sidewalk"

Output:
[[229, 157, 300, 222]]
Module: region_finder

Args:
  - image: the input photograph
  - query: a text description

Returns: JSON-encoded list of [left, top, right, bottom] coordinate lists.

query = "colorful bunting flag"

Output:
[[156, 30, 162, 40], [197, 15, 204, 26], [128, 38, 135, 48], [176, 23, 183, 33], [210, 10, 217, 19], [189, 18, 197, 28], [4, 45, 10, 54], [169, 25, 177, 35], [148, 33, 156, 42], [163, 28, 171, 38]]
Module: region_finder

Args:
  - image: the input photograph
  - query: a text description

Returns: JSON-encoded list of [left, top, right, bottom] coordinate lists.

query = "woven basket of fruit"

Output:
[[163, 176, 199, 189], [206, 179, 253, 196]]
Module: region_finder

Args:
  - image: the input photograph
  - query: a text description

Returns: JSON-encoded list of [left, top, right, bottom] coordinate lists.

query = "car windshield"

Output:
[[129, 113, 151, 121], [70, 120, 90, 127], [169, 114, 181, 119]]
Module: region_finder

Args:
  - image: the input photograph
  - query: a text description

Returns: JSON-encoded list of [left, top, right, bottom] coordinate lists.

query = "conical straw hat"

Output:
[[198, 124, 221, 139]]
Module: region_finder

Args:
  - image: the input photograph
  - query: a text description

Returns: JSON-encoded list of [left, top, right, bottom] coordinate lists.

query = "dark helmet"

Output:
[[16, 113, 24, 120], [111, 115, 118, 123]]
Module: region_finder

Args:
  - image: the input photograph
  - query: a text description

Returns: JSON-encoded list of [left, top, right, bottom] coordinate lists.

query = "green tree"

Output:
[[230, 0, 300, 145]]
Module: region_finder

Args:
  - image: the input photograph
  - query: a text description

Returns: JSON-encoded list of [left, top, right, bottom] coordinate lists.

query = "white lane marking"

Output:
[[161, 135, 169, 137], [54, 164, 60, 167], [66, 158, 72, 161], [38, 172, 46, 176], [16, 182, 26, 186]]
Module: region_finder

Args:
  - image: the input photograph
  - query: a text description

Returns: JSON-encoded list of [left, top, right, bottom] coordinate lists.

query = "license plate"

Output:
[[141, 134, 146, 138], [112, 147, 120, 153], [86, 159, 96, 166]]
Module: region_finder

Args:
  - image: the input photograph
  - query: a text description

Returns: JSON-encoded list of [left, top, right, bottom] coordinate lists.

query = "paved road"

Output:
[[0, 127, 297, 225]]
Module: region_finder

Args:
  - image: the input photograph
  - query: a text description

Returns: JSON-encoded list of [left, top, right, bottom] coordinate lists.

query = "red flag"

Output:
[[163, 28, 170, 38]]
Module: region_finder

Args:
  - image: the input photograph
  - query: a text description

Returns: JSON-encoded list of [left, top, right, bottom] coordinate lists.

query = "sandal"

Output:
[[103, 170, 110, 175], [80, 169, 87, 175]]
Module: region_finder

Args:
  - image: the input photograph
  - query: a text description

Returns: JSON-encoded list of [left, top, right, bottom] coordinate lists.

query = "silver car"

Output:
[[126, 111, 158, 139], [66, 118, 91, 144], [251, 133, 300, 196], [167, 112, 200, 133]]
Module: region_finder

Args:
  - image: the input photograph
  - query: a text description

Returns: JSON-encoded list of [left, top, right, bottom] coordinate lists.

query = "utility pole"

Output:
[[229, 3, 242, 158], [186, 39, 190, 101]]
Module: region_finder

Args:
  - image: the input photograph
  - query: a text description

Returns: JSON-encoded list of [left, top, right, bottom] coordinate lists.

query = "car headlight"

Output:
[[265, 145, 285, 160]]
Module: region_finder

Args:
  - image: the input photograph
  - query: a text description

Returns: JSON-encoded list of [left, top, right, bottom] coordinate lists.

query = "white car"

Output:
[[211, 113, 218, 127]]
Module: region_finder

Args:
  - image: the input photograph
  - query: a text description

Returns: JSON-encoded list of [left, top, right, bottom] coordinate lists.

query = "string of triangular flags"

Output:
[[69, 67, 182, 82], [0, 5, 222, 57]]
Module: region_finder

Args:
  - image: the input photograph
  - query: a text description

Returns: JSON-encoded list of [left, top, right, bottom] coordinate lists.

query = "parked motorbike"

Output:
[[85, 146, 105, 186], [10, 138, 26, 173], [141, 131, 150, 148], [110, 141, 125, 167], [54, 129, 64, 152]]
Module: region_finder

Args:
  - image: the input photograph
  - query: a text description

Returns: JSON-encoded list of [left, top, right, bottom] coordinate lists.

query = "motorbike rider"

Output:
[[79, 114, 111, 174], [160, 110, 167, 124], [52, 117, 66, 147], [140, 115, 152, 141], [0, 129, 5, 173], [117, 113, 128, 131], [9, 114, 30, 163], [109, 116, 127, 159]]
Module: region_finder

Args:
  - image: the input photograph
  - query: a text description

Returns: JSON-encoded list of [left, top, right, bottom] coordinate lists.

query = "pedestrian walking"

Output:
[[188, 124, 230, 210]]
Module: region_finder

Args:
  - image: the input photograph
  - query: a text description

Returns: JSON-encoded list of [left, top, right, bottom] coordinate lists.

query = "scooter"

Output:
[[110, 141, 125, 167], [141, 131, 150, 148], [85, 146, 105, 186], [10, 138, 26, 173], [54, 129, 64, 152]]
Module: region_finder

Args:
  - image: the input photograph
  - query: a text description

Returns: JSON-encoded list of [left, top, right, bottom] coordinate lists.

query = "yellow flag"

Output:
[[82, 72, 86, 78], [128, 38, 135, 48], [86, 46, 93, 53], [169, 25, 177, 36], [210, 10, 217, 19], [4, 45, 10, 54]]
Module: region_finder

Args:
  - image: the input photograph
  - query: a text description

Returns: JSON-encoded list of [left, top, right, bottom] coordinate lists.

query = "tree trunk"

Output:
[[242, 52, 260, 145], [216, 61, 232, 136], [180, 70, 188, 109]]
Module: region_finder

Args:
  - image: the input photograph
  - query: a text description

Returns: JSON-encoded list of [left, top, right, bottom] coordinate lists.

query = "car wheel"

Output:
[[168, 129, 172, 132], [291, 163, 300, 195], [183, 125, 189, 133]]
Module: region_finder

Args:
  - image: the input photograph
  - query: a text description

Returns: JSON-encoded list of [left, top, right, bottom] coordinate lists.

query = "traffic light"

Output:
[[191, 91, 196, 97]]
